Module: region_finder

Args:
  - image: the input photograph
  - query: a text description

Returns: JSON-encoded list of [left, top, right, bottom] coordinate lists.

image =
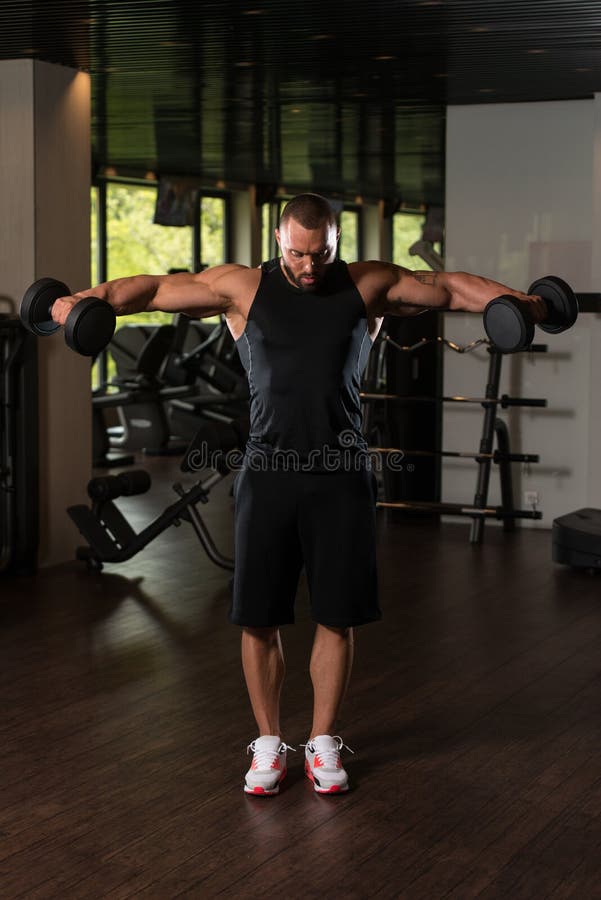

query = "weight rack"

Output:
[[363, 336, 547, 543]]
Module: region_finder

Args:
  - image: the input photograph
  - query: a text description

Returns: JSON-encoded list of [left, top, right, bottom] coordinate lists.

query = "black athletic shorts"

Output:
[[230, 467, 381, 628]]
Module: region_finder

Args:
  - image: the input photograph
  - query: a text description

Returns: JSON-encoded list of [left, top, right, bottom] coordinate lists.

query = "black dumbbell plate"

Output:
[[483, 296, 535, 353], [64, 298, 116, 357], [528, 275, 579, 335], [20, 278, 70, 336]]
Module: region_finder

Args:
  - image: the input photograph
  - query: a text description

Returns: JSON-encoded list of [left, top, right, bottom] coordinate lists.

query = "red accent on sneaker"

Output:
[[312, 753, 342, 769], [304, 760, 347, 794]]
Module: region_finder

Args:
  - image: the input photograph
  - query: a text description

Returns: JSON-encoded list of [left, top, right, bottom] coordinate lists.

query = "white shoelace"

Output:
[[246, 740, 296, 770], [301, 736, 354, 768]]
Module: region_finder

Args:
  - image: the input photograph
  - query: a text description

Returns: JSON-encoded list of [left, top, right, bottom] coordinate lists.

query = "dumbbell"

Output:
[[87, 469, 152, 503], [483, 275, 579, 353], [20, 277, 116, 357]]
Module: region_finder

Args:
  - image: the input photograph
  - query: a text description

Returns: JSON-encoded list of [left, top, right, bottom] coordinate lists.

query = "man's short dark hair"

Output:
[[279, 194, 337, 230]]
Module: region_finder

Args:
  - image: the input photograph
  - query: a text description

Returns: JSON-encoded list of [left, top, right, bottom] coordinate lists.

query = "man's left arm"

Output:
[[352, 262, 546, 320]]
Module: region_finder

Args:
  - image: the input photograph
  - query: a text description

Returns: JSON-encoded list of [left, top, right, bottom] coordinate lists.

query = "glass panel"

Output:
[[200, 196, 226, 267], [107, 183, 193, 280], [262, 203, 272, 262], [339, 210, 359, 262], [392, 212, 429, 269], [90, 186, 99, 287], [106, 183, 193, 329], [261, 202, 281, 261], [96, 184, 229, 388]]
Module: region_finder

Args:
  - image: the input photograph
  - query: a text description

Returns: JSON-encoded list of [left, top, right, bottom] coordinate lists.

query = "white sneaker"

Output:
[[303, 735, 353, 794], [244, 735, 292, 795]]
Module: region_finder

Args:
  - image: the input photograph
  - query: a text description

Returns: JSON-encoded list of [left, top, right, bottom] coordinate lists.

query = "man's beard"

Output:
[[282, 262, 321, 292]]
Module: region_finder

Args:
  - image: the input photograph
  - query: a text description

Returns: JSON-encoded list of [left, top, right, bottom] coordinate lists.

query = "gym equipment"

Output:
[[86, 469, 151, 502], [378, 499, 541, 522], [361, 391, 546, 409], [98, 319, 248, 459], [483, 275, 579, 353], [408, 238, 444, 272], [552, 508, 601, 570], [20, 278, 116, 357], [365, 330, 548, 542], [97, 323, 191, 457], [1, 316, 38, 574], [162, 314, 249, 441], [68, 419, 241, 571], [371, 446, 540, 463]]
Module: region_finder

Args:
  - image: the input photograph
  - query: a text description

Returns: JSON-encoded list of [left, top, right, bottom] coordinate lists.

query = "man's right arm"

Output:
[[51, 263, 250, 325]]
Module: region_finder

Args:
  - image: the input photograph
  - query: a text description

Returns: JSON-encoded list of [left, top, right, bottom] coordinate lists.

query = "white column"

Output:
[[361, 202, 392, 261], [0, 60, 92, 566], [588, 93, 601, 506], [230, 186, 262, 267]]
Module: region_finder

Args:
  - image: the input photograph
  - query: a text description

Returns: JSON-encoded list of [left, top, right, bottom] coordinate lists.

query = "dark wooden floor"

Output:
[[2, 458, 601, 899]]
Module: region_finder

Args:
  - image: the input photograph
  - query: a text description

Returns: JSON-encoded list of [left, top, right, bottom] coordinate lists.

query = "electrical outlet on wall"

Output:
[[524, 490, 540, 508]]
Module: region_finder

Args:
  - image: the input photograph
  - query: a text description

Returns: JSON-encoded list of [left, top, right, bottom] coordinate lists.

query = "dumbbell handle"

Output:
[[49, 293, 99, 325], [528, 275, 579, 335]]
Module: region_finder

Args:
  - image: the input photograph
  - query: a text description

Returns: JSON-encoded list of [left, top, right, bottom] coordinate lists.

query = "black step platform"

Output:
[[552, 508, 601, 569]]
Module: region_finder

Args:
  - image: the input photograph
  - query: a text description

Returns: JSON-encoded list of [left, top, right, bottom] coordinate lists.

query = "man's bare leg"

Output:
[[241, 626, 285, 736], [309, 624, 354, 738]]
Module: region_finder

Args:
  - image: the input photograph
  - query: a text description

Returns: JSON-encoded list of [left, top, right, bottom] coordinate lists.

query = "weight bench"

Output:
[[68, 419, 243, 572]]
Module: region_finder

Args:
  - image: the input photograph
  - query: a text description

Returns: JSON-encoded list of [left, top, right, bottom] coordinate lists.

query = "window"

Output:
[[200, 196, 227, 267], [262, 202, 279, 261], [90, 185, 99, 287], [92, 181, 228, 386], [339, 209, 360, 262], [107, 183, 193, 281], [393, 212, 428, 269], [392, 211, 442, 270]]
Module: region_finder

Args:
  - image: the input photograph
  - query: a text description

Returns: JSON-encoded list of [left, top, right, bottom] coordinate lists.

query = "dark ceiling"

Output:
[[1, 0, 601, 205]]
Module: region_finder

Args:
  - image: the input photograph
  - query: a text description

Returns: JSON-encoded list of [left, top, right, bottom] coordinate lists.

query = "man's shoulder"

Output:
[[348, 260, 398, 289], [203, 263, 261, 290], [346, 260, 400, 310]]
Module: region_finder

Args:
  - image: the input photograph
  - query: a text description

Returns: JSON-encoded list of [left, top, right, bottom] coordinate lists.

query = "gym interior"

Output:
[[2, 2, 601, 896]]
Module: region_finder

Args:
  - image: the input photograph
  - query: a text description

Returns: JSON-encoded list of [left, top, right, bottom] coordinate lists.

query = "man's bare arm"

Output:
[[50, 263, 251, 326], [352, 262, 546, 320]]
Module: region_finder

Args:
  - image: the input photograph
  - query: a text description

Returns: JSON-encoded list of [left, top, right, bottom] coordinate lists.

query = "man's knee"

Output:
[[242, 625, 281, 645], [316, 624, 354, 640]]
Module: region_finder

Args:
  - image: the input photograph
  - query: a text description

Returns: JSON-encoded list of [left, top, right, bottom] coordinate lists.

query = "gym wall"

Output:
[[444, 97, 601, 526]]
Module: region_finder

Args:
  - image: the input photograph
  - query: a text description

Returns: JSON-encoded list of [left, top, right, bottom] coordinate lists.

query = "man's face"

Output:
[[275, 218, 340, 291]]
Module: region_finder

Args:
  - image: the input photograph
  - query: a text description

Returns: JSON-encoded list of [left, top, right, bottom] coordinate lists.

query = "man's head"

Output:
[[276, 194, 340, 291]]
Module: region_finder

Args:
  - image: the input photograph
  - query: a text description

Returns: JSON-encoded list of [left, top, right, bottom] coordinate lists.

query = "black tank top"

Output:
[[235, 258, 373, 471]]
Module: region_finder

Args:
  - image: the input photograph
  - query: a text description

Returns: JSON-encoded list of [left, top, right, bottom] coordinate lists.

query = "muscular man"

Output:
[[53, 194, 544, 796]]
